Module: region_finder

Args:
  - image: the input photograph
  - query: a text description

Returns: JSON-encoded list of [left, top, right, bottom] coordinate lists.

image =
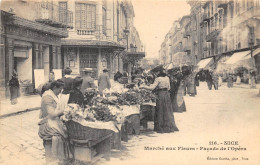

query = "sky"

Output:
[[131, 0, 191, 59]]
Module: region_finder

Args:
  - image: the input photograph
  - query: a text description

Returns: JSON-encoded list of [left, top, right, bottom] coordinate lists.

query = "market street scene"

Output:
[[0, 0, 260, 165]]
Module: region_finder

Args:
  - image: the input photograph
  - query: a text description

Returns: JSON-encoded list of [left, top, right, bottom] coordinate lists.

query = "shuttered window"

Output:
[[102, 7, 106, 35], [59, 2, 68, 24], [75, 3, 96, 30]]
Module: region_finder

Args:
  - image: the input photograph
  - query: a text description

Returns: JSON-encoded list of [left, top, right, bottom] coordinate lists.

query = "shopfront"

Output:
[[61, 40, 125, 79], [1, 12, 67, 97]]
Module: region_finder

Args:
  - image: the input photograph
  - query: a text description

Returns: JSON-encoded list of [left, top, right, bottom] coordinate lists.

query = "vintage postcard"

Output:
[[0, 0, 260, 165]]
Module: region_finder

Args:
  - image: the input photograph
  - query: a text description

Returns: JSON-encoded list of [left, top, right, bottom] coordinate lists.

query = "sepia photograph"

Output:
[[0, 0, 260, 164]]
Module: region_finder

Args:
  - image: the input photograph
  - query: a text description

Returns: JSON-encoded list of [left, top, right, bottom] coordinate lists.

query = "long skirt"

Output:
[[227, 78, 233, 88], [172, 84, 186, 113], [187, 79, 196, 95], [10, 86, 19, 100], [154, 90, 179, 133], [38, 118, 72, 163]]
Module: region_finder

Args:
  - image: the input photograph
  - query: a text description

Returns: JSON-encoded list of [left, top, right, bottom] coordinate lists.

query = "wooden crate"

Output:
[[140, 105, 155, 129], [71, 133, 113, 163], [111, 131, 121, 150], [125, 114, 140, 135]]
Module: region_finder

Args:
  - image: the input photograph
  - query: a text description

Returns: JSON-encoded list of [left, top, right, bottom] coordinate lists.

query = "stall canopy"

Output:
[[197, 57, 214, 69], [242, 48, 260, 60], [225, 50, 251, 64]]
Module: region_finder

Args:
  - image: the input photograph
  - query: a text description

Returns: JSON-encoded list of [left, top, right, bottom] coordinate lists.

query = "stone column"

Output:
[[109, 54, 113, 78], [34, 43, 39, 69], [43, 46, 50, 82], [6, 38, 14, 81], [5, 38, 14, 98], [39, 44, 43, 69], [52, 46, 56, 69], [57, 46, 61, 69], [97, 48, 102, 77]]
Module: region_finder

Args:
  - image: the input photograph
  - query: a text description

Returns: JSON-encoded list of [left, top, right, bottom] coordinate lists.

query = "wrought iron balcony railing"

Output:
[[218, 0, 230, 9], [206, 29, 220, 42], [76, 25, 110, 40], [35, 2, 73, 28]]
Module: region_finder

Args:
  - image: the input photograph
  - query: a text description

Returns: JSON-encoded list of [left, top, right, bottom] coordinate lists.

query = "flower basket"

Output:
[[65, 120, 114, 141]]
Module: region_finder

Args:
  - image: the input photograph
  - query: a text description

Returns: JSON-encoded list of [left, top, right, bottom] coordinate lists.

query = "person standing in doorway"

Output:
[[8, 71, 20, 105], [98, 69, 111, 95]]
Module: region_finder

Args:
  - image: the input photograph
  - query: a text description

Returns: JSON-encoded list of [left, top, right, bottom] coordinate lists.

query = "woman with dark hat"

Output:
[[8, 71, 20, 104], [140, 69, 179, 133], [68, 77, 85, 107]]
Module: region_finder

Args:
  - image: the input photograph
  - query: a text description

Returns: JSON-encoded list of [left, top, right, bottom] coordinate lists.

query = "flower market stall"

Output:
[[61, 80, 157, 163]]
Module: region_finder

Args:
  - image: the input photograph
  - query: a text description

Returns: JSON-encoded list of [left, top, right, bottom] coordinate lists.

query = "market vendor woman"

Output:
[[140, 69, 179, 133], [38, 79, 71, 164]]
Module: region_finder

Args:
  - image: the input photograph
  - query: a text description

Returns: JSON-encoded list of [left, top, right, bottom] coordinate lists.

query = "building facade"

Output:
[[199, 0, 260, 78], [59, 0, 144, 78], [0, 0, 72, 97], [161, 0, 260, 79]]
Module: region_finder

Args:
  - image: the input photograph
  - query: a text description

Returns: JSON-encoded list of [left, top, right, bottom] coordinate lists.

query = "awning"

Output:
[[242, 48, 260, 60], [225, 50, 250, 64], [197, 57, 214, 69]]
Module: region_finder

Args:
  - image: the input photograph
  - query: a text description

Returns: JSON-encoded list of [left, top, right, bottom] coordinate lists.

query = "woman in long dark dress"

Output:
[[140, 69, 179, 133], [169, 69, 186, 113], [8, 73, 20, 105]]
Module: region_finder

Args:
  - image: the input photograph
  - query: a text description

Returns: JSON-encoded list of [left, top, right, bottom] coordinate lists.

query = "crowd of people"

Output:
[[5, 65, 256, 164]]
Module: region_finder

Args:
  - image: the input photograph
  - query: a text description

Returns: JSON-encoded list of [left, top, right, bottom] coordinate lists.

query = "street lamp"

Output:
[[123, 28, 130, 50]]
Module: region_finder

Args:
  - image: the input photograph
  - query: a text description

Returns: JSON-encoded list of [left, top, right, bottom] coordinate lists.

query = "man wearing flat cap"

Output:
[[98, 69, 111, 95]]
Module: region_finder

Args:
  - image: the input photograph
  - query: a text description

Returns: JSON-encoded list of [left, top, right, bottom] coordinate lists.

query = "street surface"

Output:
[[0, 82, 260, 165]]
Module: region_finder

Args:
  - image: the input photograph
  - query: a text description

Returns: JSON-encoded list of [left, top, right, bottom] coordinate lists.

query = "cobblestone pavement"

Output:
[[1, 82, 260, 165]]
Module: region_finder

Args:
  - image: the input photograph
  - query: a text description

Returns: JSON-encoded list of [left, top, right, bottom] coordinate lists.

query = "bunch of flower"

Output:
[[119, 90, 143, 105], [84, 88, 98, 106], [87, 103, 117, 122], [138, 89, 157, 103], [61, 104, 86, 122]]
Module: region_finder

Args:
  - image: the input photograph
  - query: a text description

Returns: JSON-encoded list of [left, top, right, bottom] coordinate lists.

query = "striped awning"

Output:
[[225, 50, 250, 64], [197, 57, 214, 69]]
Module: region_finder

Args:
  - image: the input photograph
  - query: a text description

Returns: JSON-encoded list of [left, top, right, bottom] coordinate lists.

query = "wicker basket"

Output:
[[65, 120, 114, 141]]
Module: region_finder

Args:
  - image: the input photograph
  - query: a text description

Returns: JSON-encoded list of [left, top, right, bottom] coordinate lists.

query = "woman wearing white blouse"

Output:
[[140, 70, 179, 133]]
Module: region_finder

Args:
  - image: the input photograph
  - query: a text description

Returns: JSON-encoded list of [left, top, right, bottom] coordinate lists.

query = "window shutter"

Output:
[[75, 4, 81, 28]]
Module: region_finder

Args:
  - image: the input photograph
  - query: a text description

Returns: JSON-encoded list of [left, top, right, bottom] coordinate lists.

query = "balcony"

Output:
[[218, 0, 229, 9], [203, 43, 208, 51], [35, 2, 73, 28], [183, 31, 191, 38], [202, 13, 210, 22], [206, 29, 220, 42], [76, 25, 109, 40], [232, 6, 260, 27]]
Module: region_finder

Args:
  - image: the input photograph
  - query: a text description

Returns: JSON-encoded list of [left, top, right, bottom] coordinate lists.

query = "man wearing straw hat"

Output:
[[81, 68, 96, 93]]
